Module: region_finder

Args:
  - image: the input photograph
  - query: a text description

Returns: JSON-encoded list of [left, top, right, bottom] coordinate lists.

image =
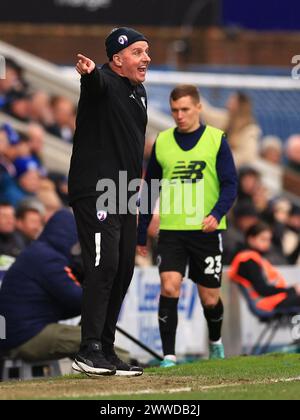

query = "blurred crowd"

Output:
[[0, 58, 76, 142], [0, 59, 73, 260], [223, 167, 300, 265], [204, 91, 300, 266], [0, 126, 68, 257]]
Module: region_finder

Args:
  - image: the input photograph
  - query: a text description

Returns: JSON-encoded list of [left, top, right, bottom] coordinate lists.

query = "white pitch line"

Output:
[[131, 387, 192, 395], [66, 387, 192, 398], [199, 376, 300, 391], [65, 377, 300, 398], [271, 376, 300, 384], [104, 387, 192, 396]]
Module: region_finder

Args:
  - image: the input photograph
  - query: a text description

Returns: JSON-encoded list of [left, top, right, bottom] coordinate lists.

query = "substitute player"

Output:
[[69, 27, 150, 377], [137, 85, 238, 366]]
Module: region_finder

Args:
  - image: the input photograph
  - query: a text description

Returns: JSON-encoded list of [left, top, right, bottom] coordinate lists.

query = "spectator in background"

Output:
[[48, 172, 69, 207], [0, 126, 12, 171], [229, 222, 300, 315], [226, 92, 261, 168], [262, 197, 292, 264], [283, 205, 300, 265], [0, 125, 27, 206], [47, 96, 75, 143], [285, 135, 300, 174], [14, 135, 31, 159], [260, 135, 283, 165], [37, 189, 62, 223], [15, 206, 44, 248], [0, 209, 82, 362], [222, 202, 259, 264], [0, 125, 9, 147], [30, 91, 54, 127], [27, 122, 47, 175], [6, 91, 32, 122], [10, 156, 41, 207], [288, 205, 300, 233], [237, 166, 261, 205], [0, 59, 25, 110], [1, 123, 20, 148], [237, 166, 269, 214], [14, 156, 41, 194], [0, 202, 24, 257], [1, 123, 30, 162], [1, 60, 76, 144], [200, 96, 228, 130]]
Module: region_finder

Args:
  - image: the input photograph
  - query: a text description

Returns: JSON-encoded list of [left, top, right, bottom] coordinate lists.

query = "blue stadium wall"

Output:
[[223, 0, 300, 31]]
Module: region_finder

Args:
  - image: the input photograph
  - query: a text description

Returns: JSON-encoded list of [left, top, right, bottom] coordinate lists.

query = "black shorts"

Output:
[[157, 230, 224, 289]]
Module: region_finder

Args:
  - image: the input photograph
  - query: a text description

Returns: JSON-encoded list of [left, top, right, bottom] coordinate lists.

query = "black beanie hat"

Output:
[[105, 27, 148, 59]]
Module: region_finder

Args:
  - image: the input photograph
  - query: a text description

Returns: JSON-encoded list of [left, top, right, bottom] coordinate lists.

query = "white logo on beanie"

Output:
[[118, 35, 128, 45]]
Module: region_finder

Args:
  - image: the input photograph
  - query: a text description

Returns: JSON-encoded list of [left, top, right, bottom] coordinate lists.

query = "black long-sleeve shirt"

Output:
[[237, 258, 296, 298], [137, 126, 238, 245], [68, 64, 148, 205]]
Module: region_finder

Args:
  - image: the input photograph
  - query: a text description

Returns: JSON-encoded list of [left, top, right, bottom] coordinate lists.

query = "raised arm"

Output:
[[76, 53, 107, 98]]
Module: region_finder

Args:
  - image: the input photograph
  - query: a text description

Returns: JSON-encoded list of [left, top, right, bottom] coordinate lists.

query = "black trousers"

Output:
[[276, 294, 300, 311], [72, 197, 137, 350]]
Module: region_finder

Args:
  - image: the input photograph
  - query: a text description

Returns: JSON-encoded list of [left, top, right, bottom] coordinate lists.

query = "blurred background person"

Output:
[[0, 210, 82, 362], [237, 166, 261, 206], [229, 222, 300, 314], [6, 91, 32, 122], [47, 96, 75, 143], [0, 202, 24, 258], [37, 189, 63, 223], [281, 204, 300, 265], [261, 197, 292, 264], [222, 202, 259, 264], [0, 58, 26, 111], [226, 92, 261, 168], [260, 135, 283, 165], [201, 91, 262, 169], [29, 91, 54, 128], [47, 172, 69, 207], [6, 156, 42, 207], [15, 205, 44, 248], [27, 122, 47, 174], [285, 134, 300, 174]]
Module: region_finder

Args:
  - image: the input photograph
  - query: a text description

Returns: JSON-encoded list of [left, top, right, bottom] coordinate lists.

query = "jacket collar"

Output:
[[101, 63, 136, 88]]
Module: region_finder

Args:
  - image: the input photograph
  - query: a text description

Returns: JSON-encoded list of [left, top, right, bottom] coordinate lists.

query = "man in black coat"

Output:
[[0, 209, 82, 361], [68, 27, 151, 377]]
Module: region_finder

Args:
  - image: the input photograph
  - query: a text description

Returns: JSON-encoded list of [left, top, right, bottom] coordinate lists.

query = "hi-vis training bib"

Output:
[[155, 125, 227, 230]]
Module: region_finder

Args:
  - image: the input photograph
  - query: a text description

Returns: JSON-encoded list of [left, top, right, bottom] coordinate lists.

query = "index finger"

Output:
[[77, 54, 90, 63]]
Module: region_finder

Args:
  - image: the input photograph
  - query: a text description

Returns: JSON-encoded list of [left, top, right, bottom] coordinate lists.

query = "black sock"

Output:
[[203, 299, 224, 342], [158, 295, 179, 356]]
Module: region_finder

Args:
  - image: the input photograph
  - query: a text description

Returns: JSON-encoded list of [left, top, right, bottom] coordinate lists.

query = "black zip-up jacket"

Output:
[[68, 64, 148, 205]]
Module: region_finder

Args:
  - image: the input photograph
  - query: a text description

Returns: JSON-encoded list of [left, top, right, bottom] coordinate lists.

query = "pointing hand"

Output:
[[76, 54, 96, 75]]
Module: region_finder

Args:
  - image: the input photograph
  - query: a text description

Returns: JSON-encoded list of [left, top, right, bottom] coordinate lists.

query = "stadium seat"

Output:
[[237, 284, 299, 355]]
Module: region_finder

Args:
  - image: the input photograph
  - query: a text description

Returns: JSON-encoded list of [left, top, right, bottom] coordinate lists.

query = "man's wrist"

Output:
[[210, 210, 222, 224], [82, 66, 97, 78]]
